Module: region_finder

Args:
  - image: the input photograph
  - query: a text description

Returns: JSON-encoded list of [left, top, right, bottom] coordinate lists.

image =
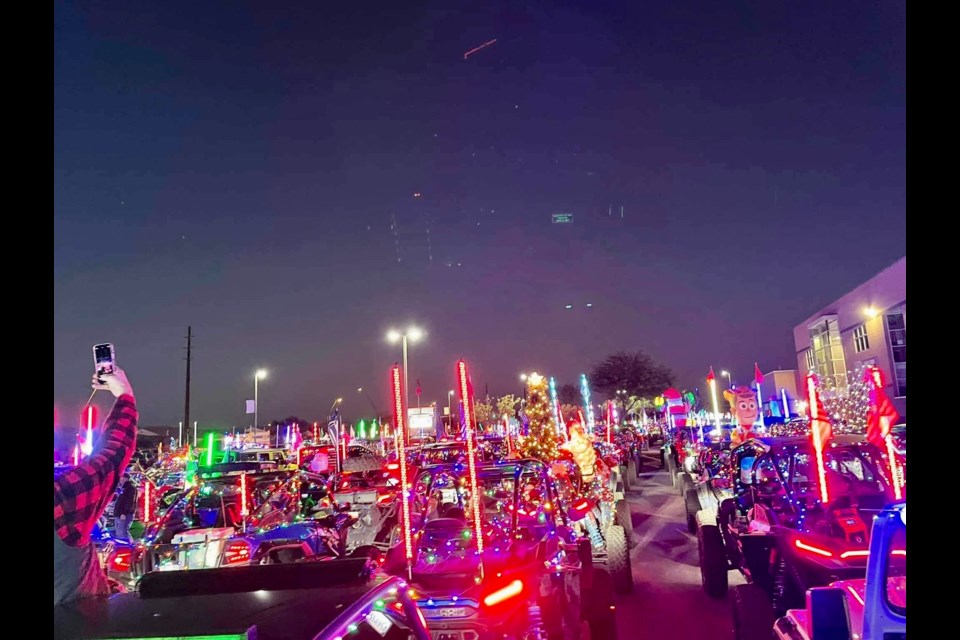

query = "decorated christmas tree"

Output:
[[519, 373, 560, 460]]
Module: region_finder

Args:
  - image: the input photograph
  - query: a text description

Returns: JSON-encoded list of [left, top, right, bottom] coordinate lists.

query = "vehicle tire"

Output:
[[626, 459, 637, 483], [621, 465, 631, 491], [582, 568, 618, 640], [732, 584, 776, 640], [614, 499, 635, 548], [546, 574, 583, 640], [635, 453, 644, 476], [605, 524, 633, 594], [696, 515, 728, 598], [684, 488, 702, 535]]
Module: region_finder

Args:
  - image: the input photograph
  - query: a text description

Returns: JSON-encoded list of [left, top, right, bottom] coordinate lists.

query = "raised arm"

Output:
[[54, 369, 137, 546]]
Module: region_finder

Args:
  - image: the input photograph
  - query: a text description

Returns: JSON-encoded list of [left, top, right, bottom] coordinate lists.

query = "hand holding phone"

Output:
[[91, 367, 134, 399]]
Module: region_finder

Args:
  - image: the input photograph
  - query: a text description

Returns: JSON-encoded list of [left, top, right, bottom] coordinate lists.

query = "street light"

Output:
[[254, 369, 267, 433], [386, 326, 425, 416], [721, 370, 732, 388]]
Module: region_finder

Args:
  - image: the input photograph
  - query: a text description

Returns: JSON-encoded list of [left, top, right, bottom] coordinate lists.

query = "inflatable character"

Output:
[[560, 422, 597, 483], [724, 386, 759, 444]]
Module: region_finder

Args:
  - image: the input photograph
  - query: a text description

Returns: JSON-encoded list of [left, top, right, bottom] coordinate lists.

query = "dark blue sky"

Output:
[[54, 0, 905, 429]]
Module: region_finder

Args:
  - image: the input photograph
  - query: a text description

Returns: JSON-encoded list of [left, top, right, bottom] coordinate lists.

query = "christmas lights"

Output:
[[519, 373, 560, 461]]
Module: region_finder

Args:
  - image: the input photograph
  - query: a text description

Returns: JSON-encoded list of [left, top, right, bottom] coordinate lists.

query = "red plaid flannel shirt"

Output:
[[54, 394, 137, 547]]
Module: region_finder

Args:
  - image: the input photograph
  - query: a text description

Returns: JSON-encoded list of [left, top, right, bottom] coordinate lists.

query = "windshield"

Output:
[[787, 447, 891, 509]]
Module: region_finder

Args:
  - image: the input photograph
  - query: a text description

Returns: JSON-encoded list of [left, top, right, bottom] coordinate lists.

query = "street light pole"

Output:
[[721, 370, 732, 388], [386, 326, 424, 445], [402, 335, 409, 413]]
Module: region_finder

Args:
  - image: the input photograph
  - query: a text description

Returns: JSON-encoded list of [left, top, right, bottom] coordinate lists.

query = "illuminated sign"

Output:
[[551, 213, 573, 224], [407, 407, 435, 439]]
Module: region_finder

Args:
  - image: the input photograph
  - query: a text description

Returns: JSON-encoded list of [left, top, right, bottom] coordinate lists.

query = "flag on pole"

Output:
[[805, 373, 832, 447], [706, 367, 715, 384], [245, 400, 255, 414], [416, 379, 422, 396], [327, 410, 340, 445], [754, 363, 764, 385], [864, 367, 900, 449]]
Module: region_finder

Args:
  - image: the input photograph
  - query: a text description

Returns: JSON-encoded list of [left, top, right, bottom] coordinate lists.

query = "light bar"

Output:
[[391, 365, 413, 570], [795, 539, 833, 558], [239, 471, 248, 517], [548, 377, 565, 441], [839, 550, 870, 559], [885, 435, 903, 500], [458, 359, 485, 579], [580, 374, 595, 433], [144, 479, 152, 522], [206, 432, 215, 466], [483, 579, 524, 607], [806, 374, 830, 504]]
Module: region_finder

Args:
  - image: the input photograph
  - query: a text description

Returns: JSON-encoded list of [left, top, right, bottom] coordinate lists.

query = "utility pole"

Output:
[[184, 326, 192, 447]]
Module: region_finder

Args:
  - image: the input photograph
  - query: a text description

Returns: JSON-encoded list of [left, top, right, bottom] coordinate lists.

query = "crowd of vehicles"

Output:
[[56, 397, 907, 640]]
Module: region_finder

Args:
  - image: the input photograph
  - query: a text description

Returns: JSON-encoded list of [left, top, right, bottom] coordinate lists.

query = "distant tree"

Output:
[[497, 394, 520, 419], [589, 351, 675, 400], [560, 403, 582, 423], [558, 384, 581, 406], [474, 398, 495, 426]]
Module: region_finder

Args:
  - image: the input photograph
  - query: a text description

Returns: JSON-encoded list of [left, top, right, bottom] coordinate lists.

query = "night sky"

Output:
[[54, 0, 906, 430]]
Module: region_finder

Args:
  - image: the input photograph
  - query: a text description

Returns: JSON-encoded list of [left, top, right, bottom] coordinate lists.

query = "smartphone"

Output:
[[93, 343, 116, 377]]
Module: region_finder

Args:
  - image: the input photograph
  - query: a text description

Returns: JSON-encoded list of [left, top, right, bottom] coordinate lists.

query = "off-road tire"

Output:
[[732, 584, 776, 640], [696, 512, 728, 598], [635, 453, 644, 475], [620, 465, 631, 491], [684, 488, 702, 534], [614, 499, 635, 548], [582, 568, 618, 640], [626, 459, 637, 483], [605, 524, 633, 594], [678, 470, 693, 496], [545, 574, 582, 640]]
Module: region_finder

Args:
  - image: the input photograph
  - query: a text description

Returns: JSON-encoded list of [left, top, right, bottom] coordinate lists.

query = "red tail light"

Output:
[[377, 494, 393, 504], [794, 539, 833, 558], [386, 463, 400, 470], [109, 547, 132, 572], [222, 540, 251, 565], [483, 579, 524, 607]]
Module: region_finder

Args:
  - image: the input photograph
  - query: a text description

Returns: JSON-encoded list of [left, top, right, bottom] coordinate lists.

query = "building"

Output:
[[793, 257, 906, 418], [758, 369, 801, 418]]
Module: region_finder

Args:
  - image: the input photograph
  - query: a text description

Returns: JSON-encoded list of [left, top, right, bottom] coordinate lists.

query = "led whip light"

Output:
[[391, 364, 414, 579], [806, 373, 831, 504], [457, 359, 485, 580]]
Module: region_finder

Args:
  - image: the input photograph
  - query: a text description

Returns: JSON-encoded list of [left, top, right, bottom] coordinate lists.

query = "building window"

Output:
[[853, 325, 870, 353], [805, 349, 815, 372], [808, 316, 847, 391], [886, 309, 906, 397]]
